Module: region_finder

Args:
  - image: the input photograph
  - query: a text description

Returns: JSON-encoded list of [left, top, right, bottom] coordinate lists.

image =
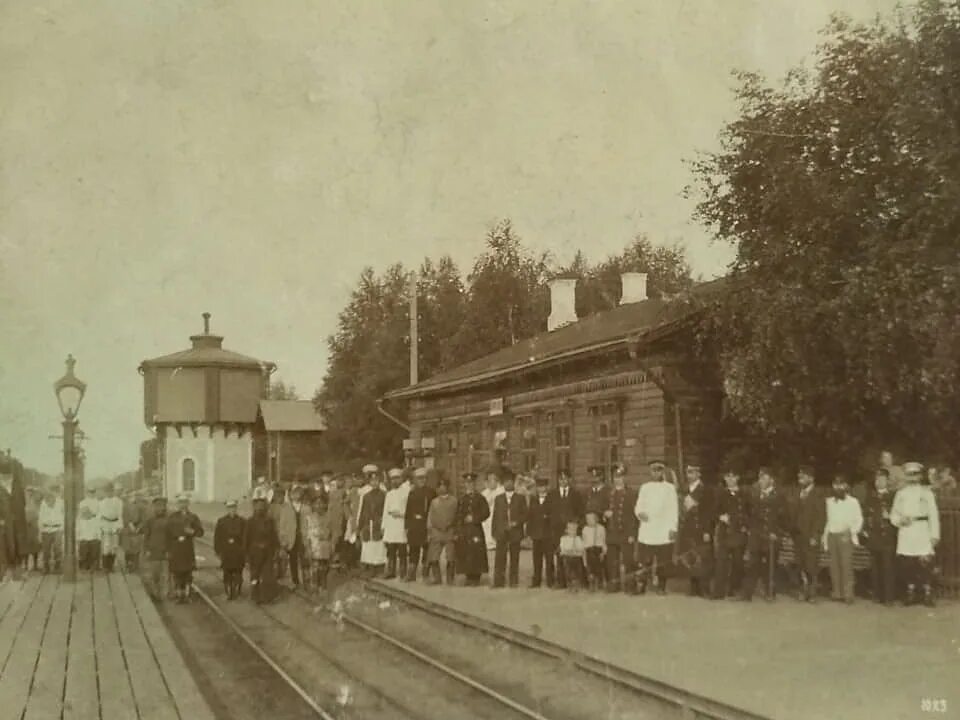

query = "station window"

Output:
[[589, 402, 620, 473], [514, 415, 538, 473], [181, 458, 196, 493]]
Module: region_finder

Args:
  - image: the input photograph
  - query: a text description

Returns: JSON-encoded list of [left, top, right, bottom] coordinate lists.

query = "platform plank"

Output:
[[92, 575, 137, 720], [24, 579, 74, 720], [128, 574, 216, 720], [0, 577, 22, 620], [110, 574, 179, 720], [0, 576, 42, 676], [0, 575, 58, 717], [63, 577, 99, 720]]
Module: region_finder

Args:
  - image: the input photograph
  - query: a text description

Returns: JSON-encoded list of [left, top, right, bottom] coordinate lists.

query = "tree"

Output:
[[267, 379, 299, 400], [689, 0, 960, 466], [417, 255, 466, 374], [450, 220, 552, 362]]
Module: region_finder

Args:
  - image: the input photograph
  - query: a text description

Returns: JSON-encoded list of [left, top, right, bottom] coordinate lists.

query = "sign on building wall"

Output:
[[489, 398, 504, 416]]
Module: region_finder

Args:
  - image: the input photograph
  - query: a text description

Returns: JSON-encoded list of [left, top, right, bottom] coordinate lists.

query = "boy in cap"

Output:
[[491, 470, 528, 588], [382, 469, 409, 580], [634, 460, 679, 595], [549, 470, 584, 588], [405, 467, 436, 581], [141, 497, 169, 600], [38, 487, 65, 574], [526, 476, 556, 588], [891, 462, 940, 606], [214, 500, 247, 599], [426, 478, 458, 584], [455, 472, 491, 586]]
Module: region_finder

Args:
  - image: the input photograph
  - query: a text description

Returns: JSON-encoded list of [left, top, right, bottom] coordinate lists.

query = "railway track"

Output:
[[190, 537, 546, 720], [190, 533, 773, 720]]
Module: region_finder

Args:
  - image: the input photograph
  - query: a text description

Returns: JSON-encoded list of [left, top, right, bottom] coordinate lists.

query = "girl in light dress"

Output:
[[303, 495, 333, 593]]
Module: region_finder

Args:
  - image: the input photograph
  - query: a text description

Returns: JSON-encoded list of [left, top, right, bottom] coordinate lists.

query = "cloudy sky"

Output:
[[0, 0, 897, 478]]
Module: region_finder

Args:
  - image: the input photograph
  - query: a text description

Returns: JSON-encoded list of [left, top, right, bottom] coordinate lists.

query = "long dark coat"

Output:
[[746, 489, 789, 553], [245, 512, 280, 603], [862, 490, 897, 552], [214, 514, 247, 570], [165, 510, 204, 573], [715, 488, 749, 549], [678, 481, 716, 551], [405, 485, 436, 546], [491, 492, 528, 543], [358, 487, 386, 542], [455, 492, 490, 576], [548, 487, 584, 540], [604, 486, 639, 545]]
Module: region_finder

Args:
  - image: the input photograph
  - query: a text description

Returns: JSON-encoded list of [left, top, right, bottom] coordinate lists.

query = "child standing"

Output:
[[558, 521, 585, 591], [304, 496, 333, 593], [581, 512, 606, 591]]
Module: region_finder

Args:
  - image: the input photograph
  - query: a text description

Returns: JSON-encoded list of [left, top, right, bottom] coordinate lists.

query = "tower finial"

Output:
[[202, 312, 211, 334]]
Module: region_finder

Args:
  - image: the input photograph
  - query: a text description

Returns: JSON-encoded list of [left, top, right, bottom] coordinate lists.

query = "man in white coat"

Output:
[[634, 459, 679, 595], [77, 487, 101, 572], [481, 472, 504, 551], [99, 483, 124, 573], [382, 468, 409, 579], [891, 461, 940, 606]]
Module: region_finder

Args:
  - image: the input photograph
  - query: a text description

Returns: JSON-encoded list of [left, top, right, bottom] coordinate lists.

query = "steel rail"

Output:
[[366, 580, 774, 720], [193, 535, 550, 720], [189, 580, 335, 720]]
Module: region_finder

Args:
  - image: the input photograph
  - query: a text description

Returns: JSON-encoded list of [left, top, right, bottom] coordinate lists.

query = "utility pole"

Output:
[[409, 272, 419, 386]]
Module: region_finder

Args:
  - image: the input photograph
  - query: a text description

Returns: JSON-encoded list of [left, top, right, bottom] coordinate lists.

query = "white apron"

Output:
[[481, 486, 503, 550], [358, 487, 387, 565], [381, 487, 408, 544]]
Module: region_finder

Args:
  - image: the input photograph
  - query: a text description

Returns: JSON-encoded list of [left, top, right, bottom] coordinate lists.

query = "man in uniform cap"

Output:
[[891, 462, 940, 606], [634, 460, 679, 594], [99, 483, 124, 573], [742, 467, 789, 601], [712, 468, 749, 599], [455, 472, 491, 586], [214, 500, 246, 599], [526, 476, 556, 588], [491, 469, 528, 588], [141, 497, 169, 600], [165, 495, 204, 603], [382, 469, 409, 580], [356, 464, 386, 576], [405, 467, 436, 581], [604, 464, 639, 593]]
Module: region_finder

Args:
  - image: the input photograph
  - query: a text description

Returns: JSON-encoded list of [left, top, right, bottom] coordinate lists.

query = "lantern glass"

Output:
[[57, 386, 83, 418]]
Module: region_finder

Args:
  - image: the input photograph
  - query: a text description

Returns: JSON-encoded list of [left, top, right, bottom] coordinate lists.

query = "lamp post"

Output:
[[54, 354, 87, 582]]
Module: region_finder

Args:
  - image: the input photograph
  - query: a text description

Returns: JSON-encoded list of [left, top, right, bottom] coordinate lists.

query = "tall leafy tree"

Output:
[[690, 0, 960, 466], [267, 379, 300, 400], [417, 255, 466, 374], [451, 219, 552, 362]]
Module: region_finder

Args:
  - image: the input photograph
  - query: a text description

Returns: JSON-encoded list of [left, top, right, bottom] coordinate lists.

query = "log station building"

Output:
[[383, 273, 729, 489]]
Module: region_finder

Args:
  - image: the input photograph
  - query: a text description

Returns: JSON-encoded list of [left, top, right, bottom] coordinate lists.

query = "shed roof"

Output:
[[259, 400, 327, 432], [384, 276, 730, 401]]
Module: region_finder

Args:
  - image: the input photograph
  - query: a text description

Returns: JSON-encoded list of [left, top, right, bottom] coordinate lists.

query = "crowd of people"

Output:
[[203, 451, 949, 610]]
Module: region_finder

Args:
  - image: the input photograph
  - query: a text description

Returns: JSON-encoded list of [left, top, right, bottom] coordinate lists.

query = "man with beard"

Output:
[[455, 472, 490, 586], [214, 500, 247, 599], [357, 465, 387, 577], [677, 464, 715, 597], [790, 465, 826, 602], [635, 460, 679, 595], [165, 495, 204, 603], [246, 497, 280, 604], [603, 465, 639, 593], [891, 462, 939, 607], [822, 475, 863, 604], [405, 467, 436, 581]]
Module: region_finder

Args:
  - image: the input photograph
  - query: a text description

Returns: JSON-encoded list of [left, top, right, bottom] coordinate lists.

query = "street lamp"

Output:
[[54, 354, 86, 582]]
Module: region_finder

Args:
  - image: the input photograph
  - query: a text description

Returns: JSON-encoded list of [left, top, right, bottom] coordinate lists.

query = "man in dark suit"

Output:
[[677, 464, 715, 597], [549, 470, 584, 588], [713, 469, 749, 599], [790, 465, 827, 602], [405, 467, 436, 581], [526, 476, 555, 588], [603, 464, 639, 593], [491, 470, 527, 588], [741, 468, 789, 601], [862, 468, 898, 605]]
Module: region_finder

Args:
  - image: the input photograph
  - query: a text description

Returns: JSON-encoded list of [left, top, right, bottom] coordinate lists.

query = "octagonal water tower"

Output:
[[139, 313, 275, 501]]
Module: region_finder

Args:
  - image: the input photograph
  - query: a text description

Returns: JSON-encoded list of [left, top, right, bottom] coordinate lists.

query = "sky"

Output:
[[0, 0, 899, 478]]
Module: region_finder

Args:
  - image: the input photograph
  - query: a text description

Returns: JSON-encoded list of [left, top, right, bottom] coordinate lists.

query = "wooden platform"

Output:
[[0, 572, 215, 720]]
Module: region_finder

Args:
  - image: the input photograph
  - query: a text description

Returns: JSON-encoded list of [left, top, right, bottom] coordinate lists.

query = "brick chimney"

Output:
[[620, 272, 648, 304], [548, 278, 578, 331]]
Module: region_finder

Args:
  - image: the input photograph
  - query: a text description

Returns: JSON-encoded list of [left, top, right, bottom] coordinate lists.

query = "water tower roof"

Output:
[[139, 313, 271, 371]]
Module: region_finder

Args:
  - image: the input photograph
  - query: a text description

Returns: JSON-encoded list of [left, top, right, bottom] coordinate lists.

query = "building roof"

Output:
[[385, 276, 730, 401], [139, 314, 272, 371], [258, 400, 327, 432]]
